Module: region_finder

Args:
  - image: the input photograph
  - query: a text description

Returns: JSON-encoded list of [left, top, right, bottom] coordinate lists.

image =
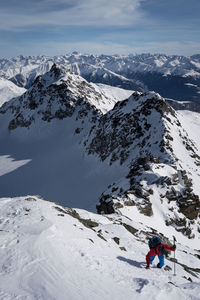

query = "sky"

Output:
[[0, 0, 200, 58]]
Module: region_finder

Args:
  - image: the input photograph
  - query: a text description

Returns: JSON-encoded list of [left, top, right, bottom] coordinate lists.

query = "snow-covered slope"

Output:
[[0, 77, 26, 107], [0, 196, 199, 300]]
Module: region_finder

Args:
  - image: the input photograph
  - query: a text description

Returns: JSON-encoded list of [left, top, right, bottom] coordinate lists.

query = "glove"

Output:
[[145, 266, 150, 269], [172, 244, 176, 250]]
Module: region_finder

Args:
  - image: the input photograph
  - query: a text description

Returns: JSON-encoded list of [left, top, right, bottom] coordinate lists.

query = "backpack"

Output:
[[148, 236, 161, 249]]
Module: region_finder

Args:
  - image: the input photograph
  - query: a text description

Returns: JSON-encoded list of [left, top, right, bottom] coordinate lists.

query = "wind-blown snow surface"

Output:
[[0, 196, 200, 300], [0, 78, 26, 107]]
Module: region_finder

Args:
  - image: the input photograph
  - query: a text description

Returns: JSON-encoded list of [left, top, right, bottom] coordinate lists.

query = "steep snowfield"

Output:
[[177, 110, 200, 150], [0, 78, 26, 107], [0, 196, 199, 300]]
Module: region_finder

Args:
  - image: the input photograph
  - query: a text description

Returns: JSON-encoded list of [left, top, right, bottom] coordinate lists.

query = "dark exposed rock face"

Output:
[[85, 92, 173, 165], [96, 199, 115, 215]]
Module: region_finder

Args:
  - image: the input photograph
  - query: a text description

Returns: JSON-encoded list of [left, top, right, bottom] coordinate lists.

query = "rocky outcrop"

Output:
[[85, 92, 173, 165]]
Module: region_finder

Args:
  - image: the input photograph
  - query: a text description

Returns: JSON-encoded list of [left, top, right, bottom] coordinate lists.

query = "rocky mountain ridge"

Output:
[[83, 91, 200, 239], [0, 64, 199, 241]]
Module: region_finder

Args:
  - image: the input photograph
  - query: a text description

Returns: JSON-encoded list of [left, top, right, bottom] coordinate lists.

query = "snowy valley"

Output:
[[0, 60, 200, 299]]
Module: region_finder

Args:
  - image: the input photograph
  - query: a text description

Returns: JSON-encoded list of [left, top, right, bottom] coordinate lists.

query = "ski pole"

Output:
[[173, 235, 177, 276]]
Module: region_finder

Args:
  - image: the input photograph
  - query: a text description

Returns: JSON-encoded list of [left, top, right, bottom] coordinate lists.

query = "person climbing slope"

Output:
[[146, 236, 176, 269]]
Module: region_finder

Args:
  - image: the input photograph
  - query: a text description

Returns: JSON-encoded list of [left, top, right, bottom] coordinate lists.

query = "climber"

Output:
[[145, 236, 176, 269]]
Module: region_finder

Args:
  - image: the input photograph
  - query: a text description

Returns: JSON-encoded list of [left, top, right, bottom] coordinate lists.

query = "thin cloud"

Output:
[[3, 40, 199, 57], [0, 0, 145, 30], [0, 0, 77, 13]]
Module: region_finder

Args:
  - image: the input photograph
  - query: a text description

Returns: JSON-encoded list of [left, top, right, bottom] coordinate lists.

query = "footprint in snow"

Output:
[[133, 278, 149, 293]]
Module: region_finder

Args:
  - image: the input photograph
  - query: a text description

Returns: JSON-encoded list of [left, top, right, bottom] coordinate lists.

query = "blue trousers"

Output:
[[150, 254, 164, 267]]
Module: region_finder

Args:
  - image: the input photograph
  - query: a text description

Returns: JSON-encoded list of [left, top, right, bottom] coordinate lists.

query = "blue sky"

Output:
[[0, 0, 199, 58]]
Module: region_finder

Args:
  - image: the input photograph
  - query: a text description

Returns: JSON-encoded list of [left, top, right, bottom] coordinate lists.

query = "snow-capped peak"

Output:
[[0, 64, 132, 130]]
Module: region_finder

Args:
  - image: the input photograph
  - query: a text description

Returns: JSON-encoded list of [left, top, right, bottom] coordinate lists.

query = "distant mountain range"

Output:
[[0, 53, 200, 103]]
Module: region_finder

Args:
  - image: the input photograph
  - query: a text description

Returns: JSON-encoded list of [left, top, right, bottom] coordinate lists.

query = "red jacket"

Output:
[[146, 243, 175, 267]]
